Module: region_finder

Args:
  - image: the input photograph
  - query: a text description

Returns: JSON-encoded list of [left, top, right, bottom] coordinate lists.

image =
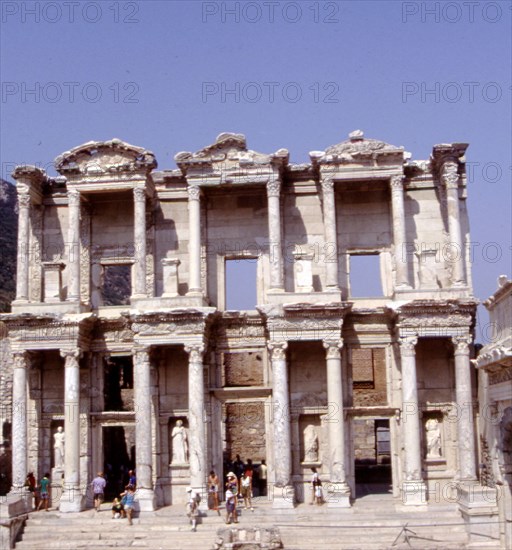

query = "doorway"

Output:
[[353, 417, 392, 497], [102, 426, 135, 499]]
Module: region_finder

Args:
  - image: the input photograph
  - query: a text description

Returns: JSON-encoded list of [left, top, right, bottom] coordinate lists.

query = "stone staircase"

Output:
[[14, 495, 502, 549]]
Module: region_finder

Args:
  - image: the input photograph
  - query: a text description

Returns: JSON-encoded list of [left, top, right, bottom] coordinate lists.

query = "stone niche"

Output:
[[299, 414, 321, 465], [223, 351, 263, 387]]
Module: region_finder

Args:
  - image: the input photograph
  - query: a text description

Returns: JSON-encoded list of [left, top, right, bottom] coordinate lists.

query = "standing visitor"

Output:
[[185, 487, 200, 531], [225, 487, 238, 524], [208, 470, 220, 514], [91, 472, 107, 512], [258, 460, 267, 497], [120, 485, 135, 525], [37, 473, 50, 511]]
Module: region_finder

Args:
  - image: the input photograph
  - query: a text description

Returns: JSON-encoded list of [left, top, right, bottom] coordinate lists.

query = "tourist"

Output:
[[208, 470, 220, 514], [185, 487, 200, 531], [91, 472, 106, 512], [233, 454, 245, 479], [224, 487, 237, 525], [127, 469, 136, 489], [240, 471, 254, 511], [37, 473, 50, 511], [111, 497, 124, 519], [258, 460, 267, 497], [310, 467, 323, 505], [120, 485, 135, 525], [24, 472, 37, 509]]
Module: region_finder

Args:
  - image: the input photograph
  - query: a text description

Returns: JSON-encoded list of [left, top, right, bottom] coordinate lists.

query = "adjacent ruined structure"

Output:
[[0, 131, 492, 523]]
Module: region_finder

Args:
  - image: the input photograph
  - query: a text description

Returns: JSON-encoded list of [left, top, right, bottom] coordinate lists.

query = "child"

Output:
[[120, 485, 135, 525], [111, 497, 124, 519]]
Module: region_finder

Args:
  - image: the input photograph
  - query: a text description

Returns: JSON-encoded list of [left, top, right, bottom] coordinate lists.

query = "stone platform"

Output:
[[12, 494, 503, 550]]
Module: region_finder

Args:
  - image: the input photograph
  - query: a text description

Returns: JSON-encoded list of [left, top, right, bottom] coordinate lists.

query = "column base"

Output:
[[6, 488, 33, 514], [401, 480, 427, 506], [59, 488, 85, 513], [457, 481, 499, 545], [135, 488, 156, 512], [271, 485, 295, 509], [327, 484, 351, 508]]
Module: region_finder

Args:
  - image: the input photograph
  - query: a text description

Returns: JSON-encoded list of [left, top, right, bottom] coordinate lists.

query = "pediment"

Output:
[[55, 138, 157, 177], [175, 133, 288, 173]]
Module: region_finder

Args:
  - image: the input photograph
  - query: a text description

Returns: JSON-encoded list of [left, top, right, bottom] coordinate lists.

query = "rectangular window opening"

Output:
[[225, 258, 257, 311], [104, 356, 134, 411], [349, 254, 383, 297], [102, 264, 131, 306]]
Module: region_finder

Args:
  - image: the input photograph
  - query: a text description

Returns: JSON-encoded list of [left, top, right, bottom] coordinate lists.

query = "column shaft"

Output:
[[67, 190, 81, 302], [15, 194, 31, 301], [453, 336, 477, 480], [185, 344, 206, 488], [11, 352, 28, 491], [322, 179, 339, 289], [133, 187, 147, 297], [442, 161, 465, 285], [267, 180, 284, 290], [390, 175, 410, 288], [187, 185, 202, 293]]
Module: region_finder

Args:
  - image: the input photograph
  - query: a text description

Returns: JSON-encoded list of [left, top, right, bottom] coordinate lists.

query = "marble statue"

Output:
[[304, 424, 319, 462], [426, 418, 442, 458], [171, 419, 189, 463], [54, 426, 65, 468]]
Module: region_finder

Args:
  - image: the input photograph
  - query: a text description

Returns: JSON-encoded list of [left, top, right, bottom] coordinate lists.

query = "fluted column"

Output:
[[268, 341, 294, 507], [452, 335, 477, 480], [323, 340, 350, 506], [390, 175, 411, 289], [185, 344, 206, 490], [15, 193, 31, 302], [321, 178, 339, 289], [399, 336, 426, 505], [187, 185, 202, 294], [67, 190, 81, 302], [10, 352, 29, 493], [59, 349, 84, 512], [266, 179, 284, 290], [133, 347, 155, 510], [441, 161, 465, 286], [133, 186, 147, 298]]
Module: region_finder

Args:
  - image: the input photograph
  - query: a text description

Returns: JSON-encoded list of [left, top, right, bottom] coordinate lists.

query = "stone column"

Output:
[[59, 349, 85, 512], [187, 185, 202, 294], [133, 347, 155, 510], [15, 193, 31, 302], [452, 335, 477, 480], [133, 186, 147, 298], [399, 336, 426, 505], [185, 344, 206, 492], [323, 340, 351, 507], [441, 161, 465, 286], [67, 190, 81, 302], [10, 352, 29, 494], [390, 175, 411, 289], [321, 178, 339, 289], [266, 179, 284, 291], [268, 341, 294, 507]]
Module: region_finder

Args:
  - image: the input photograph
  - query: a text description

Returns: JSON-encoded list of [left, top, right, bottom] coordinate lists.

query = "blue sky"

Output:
[[1, 1, 511, 341]]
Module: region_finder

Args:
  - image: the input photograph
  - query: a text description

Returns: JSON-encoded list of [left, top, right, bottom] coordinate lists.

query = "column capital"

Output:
[[390, 174, 404, 190], [399, 335, 418, 355], [17, 193, 31, 209], [133, 186, 146, 202], [323, 340, 343, 359], [12, 351, 31, 369], [67, 189, 81, 206], [184, 343, 205, 362], [188, 184, 201, 201], [266, 179, 281, 198], [441, 160, 459, 189], [321, 177, 334, 193], [60, 349, 82, 362], [267, 341, 288, 360], [452, 334, 472, 355]]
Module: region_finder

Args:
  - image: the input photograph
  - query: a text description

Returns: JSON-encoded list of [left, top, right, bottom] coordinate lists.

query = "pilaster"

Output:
[[321, 178, 339, 289], [390, 175, 411, 289], [266, 179, 284, 291]]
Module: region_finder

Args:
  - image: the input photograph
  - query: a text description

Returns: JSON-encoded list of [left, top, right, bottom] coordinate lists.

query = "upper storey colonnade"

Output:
[[10, 131, 473, 314]]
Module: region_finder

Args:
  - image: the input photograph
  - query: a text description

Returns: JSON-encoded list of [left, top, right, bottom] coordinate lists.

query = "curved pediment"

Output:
[[175, 133, 288, 173], [55, 138, 157, 176]]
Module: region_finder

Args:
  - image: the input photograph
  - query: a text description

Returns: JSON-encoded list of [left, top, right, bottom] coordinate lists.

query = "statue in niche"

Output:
[[303, 424, 319, 462], [54, 426, 65, 468], [425, 418, 442, 458], [171, 420, 189, 463]]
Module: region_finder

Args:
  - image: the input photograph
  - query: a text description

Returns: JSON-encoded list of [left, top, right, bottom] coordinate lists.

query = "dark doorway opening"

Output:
[[354, 417, 392, 497], [102, 426, 134, 499], [104, 356, 134, 411]]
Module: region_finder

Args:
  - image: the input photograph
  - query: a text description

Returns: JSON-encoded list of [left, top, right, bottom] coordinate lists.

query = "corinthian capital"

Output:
[[267, 341, 288, 361], [67, 189, 81, 207], [185, 343, 205, 362], [12, 351, 31, 369], [452, 335, 472, 355], [60, 349, 82, 363], [266, 179, 281, 198], [133, 186, 146, 202], [441, 161, 459, 189], [187, 185, 201, 201], [390, 175, 404, 190], [399, 335, 418, 356], [323, 340, 343, 359], [321, 177, 334, 194], [17, 193, 31, 209]]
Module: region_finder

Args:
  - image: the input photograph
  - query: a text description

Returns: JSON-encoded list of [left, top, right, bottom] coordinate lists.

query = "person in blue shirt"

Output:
[[120, 485, 135, 525]]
